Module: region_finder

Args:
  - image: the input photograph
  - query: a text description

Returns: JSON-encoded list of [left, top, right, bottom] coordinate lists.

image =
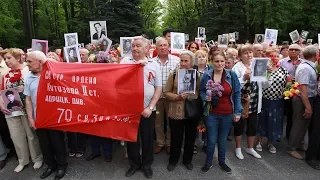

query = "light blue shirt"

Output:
[[295, 59, 317, 98], [23, 73, 40, 119]]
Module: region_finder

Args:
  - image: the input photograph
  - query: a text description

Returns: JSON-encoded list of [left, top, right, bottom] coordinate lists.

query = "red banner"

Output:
[[36, 61, 144, 142]]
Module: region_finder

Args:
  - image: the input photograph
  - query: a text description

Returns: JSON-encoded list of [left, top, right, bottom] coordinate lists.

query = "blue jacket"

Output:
[[199, 68, 243, 117]]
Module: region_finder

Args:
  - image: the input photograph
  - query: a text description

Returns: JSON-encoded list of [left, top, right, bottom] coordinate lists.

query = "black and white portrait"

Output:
[[255, 34, 264, 44], [64, 45, 81, 63], [1, 88, 23, 115], [264, 29, 278, 47], [89, 21, 107, 43], [31, 39, 48, 55], [101, 37, 112, 52], [198, 27, 205, 39], [171, 32, 185, 52], [307, 39, 313, 44], [64, 33, 78, 46], [234, 32, 239, 40], [289, 30, 299, 43], [185, 34, 189, 41], [218, 34, 228, 48], [251, 58, 269, 81], [229, 33, 236, 42], [120, 37, 134, 57], [300, 30, 309, 40], [177, 69, 196, 94]]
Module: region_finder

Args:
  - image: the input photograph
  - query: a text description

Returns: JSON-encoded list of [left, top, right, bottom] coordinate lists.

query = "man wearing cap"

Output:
[[279, 44, 303, 139]]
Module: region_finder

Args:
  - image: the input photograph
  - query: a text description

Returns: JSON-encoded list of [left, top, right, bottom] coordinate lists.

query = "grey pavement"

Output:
[[1, 136, 320, 180]]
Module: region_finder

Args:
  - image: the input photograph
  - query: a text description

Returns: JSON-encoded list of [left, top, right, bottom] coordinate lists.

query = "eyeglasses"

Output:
[[289, 49, 300, 52]]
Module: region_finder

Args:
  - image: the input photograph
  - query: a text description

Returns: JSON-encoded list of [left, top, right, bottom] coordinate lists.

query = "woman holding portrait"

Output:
[[164, 50, 200, 171]]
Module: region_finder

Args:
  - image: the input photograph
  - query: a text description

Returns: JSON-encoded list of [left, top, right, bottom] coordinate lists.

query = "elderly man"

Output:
[[120, 36, 162, 179], [253, 44, 264, 57], [152, 37, 179, 154], [24, 51, 67, 180], [279, 44, 303, 139], [79, 48, 89, 63], [152, 28, 179, 58], [286, 46, 318, 161]]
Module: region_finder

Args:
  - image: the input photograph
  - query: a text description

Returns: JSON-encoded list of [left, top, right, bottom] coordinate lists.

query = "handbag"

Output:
[[184, 97, 203, 119]]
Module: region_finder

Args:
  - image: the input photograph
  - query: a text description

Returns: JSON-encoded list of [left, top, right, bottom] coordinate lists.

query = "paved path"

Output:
[[1, 137, 320, 180]]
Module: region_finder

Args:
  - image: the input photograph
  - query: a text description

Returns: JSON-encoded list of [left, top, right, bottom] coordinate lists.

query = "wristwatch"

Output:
[[149, 106, 154, 111]]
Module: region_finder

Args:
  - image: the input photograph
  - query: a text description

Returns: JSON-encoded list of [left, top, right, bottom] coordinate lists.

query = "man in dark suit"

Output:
[[92, 23, 106, 40]]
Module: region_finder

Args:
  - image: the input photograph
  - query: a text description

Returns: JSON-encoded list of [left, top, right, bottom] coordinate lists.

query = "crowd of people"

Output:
[[0, 28, 320, 180]]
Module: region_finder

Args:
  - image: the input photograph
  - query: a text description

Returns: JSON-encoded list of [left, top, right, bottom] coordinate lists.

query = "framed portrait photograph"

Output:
[[197, 27, 205, 39], [264, 29, 278, 47], [27, 48, 32, 53], [289, 30, 299, 43], [1, 88, 23, 116], [120, 37, 134, 57], [318, 34, 320, 49], [218, 34, 228, 48], [229, 33, 236, 42], [64, 45, 81, 63], [89, 21, 107, 43], [185, 34, 189, 41], [300, 30, 309, 40], [177, 69, 196, 94], [250, 58, 270, 81], [101, 37, 112, 52], [31, 39, 48, 55], [171, 32, 185, 53], [307, 39, 313, 44], [64, 33, 78, 47], [255, 34, 265, 44], [234, 32, 239, 40], [195, 37, 202, 45]]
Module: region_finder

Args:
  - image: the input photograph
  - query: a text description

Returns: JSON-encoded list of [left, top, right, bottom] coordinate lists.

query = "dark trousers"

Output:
[[89, 135, 113, 156], [36, 129, 67, 170], [284, 99, 293, 138], [169, 117, 199, 165], [127, 112, 155, 170], [67, 132, 86, 153], [0, 112, 14, 150], [306, 96, 320, 160], [287, 96, 315, 151]]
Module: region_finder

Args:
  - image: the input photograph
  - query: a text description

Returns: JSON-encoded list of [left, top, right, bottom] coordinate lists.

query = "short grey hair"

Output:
[[133, 36, 149, 47], [253, 44, 263, 49], [180, 50, 195, 66], [27, 51, 47, 63], [302, 45, 319, 59], [156, 37, 169, 47]]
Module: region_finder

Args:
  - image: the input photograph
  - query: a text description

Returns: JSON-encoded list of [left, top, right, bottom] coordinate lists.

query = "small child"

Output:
[[225, 55, 235, 70]]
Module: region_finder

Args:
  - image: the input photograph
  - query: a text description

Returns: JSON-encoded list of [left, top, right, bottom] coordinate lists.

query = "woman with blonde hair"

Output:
[[0, 48, 42, 173], [47, 52, 61, 62]]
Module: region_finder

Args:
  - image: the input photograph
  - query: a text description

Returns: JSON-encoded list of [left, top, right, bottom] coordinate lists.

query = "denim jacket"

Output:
[[199, 68, 243, 117]]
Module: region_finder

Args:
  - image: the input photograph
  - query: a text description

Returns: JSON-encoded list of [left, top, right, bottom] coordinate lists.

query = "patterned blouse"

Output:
[[263, 67, 289, 100]]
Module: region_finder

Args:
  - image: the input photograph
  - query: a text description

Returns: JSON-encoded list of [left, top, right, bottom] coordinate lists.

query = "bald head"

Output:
[[79, 48, 89, 63], [27, 51, 47, 63], [253, 44, 263, 57]]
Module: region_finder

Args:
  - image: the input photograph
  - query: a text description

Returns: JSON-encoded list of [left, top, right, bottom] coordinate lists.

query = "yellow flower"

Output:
[[295, 90, 300, 94], [290, 89, 295, 93], [117, 47, 121, 52], [284, 97, 290, 100], [283, 91, 291, 97], [294, 82, 299, 86]]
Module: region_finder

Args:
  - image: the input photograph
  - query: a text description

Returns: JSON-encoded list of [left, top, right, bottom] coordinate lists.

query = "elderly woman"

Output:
[[200, 52, 242, 173], [164, 50, 201, 171], [47, 52, 61, 62], [256, 48, 289, 154], [0, 48, 42, 173]]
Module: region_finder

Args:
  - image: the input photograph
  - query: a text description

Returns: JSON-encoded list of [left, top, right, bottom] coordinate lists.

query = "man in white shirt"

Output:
[[152, 37, 179, 154], [120, 36, 162, 179]]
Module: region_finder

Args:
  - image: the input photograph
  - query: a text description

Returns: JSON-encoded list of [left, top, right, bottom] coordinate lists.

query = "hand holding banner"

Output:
[[36, 61, 144, 142]]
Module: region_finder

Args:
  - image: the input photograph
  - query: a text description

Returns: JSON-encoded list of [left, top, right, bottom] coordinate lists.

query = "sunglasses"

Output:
[[289, 49, 300, 51]]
